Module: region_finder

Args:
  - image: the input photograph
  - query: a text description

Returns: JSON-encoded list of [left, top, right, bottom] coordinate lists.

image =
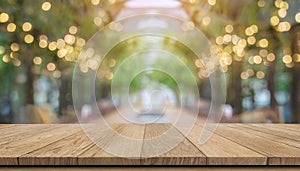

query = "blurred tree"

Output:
[[0, 0, 113, 120], [185, 0, 299, 118]]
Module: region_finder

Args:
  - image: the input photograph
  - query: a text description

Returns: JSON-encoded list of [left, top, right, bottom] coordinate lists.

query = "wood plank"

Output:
[[19, 129, 94, 165], [212, 124, 300, 165], [1, 167, 300, 171], [0, 124, 18, 129], [0, 124, 81, 165], [141, 124, 206, 165], [228, 124, 300, 149], [0, 124, 47, 142], [0, 124, 68, 147], [0, 124, 300, 166], [175, 124, 266, 165], [264, 124, 300, 132], [78, 124, 145, 165], [0, 166, 300, 171], [243, 124, 300, 141], [0, 124, 65, 165]]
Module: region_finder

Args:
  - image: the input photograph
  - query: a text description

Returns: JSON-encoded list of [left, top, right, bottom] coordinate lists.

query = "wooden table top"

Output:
[[0, 124, 300, 166]]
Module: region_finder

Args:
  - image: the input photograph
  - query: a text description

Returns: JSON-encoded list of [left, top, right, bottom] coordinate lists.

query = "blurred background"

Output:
[[0, 0, 299, 124]]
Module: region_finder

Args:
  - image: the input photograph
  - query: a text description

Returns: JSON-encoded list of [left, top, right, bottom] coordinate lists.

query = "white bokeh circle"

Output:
[[72, 14, 226, 158]]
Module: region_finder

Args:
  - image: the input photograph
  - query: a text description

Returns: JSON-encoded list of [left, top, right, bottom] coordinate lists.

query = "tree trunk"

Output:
[[250, 87, 255, 109], [291, 64, 300, 123], [267, 27, 281, 109], [59, 76, 68, 116], [24, 59, 34, 105], [228, 60, 243, 114], [267, 61, 277, 108], [291, 25, 300, 123]]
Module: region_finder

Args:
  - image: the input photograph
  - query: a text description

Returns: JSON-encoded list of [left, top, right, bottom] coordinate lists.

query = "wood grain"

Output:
[[141, 124, 206, 165], [0, 124, 18, 129], [0, 125, 80, 165], [19, 130, 93, 165], [0, 124, 300, 165], [176, 124, 266, 165], [228, 124, 300, 149], [240, 124, 300, 142], [212, 124, 300, 165], [78, 124, 145, 165]]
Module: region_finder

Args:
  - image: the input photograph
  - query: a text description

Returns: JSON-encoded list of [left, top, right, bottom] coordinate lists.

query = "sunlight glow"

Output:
[[125, 0, 181, 8]]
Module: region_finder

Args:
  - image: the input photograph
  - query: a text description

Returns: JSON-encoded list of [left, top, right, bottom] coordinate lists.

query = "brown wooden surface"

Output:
[[0, 124, 299, 165], [141, 124, 206, 165], [78, 124, 144, 165]]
